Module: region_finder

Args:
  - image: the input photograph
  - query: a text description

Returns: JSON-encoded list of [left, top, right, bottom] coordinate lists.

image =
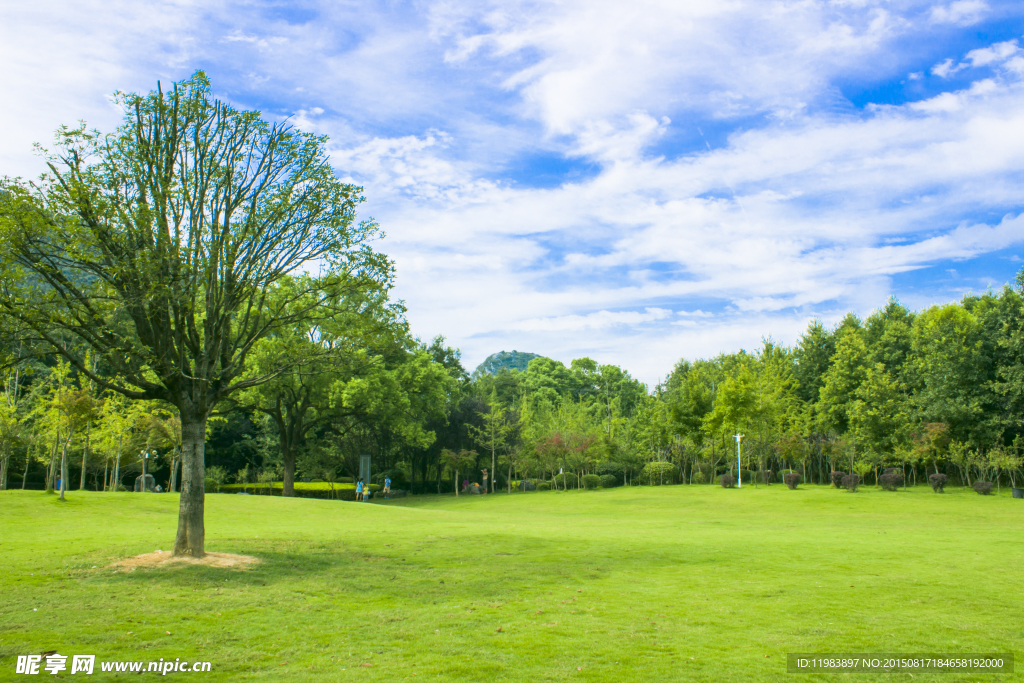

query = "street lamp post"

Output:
[[734, 434, 744, 488]]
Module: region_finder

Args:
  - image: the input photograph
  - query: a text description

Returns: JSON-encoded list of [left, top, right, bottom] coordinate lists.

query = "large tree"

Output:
[[235, 282, 404, 497], [0, 73, 387, 556]]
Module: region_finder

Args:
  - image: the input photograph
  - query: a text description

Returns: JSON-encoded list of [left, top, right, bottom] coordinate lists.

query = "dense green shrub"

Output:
[[973, 480, 994, 495], [783, 472, 800, 489], [641, 461, 678, 485], [842, 474, 860, 491], [596, 462, 625, 485], [691, 471, 706, 484], [553, 472, 578, 488], [831, 471, 847, 488], [599, 474, 618, 488], [536, 481, 551, 491], [582, 474, 601, 490], [720, 474, 736, 488], [204, 478, 217, 493], [929, 473, 948, 492]]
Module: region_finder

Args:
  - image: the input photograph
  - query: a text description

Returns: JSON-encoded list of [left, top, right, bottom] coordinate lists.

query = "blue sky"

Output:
[[3, 0, 1024, 385]]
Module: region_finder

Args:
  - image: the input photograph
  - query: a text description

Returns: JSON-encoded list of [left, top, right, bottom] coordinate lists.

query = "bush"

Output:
[[878, 472, 903, 491], [641, 461, 678, 485], [973, 480, 994, 495], [596, 462, 625, 485], [842, 473, 860, 492], [536, 481, 551, 491], [599, 474, 618, 488], [720, 474, 736, 488], [553, 472, 578, 488], [929, 473, 948, 493], [582, 474, 601, 490], [783, 472, 800, 490], [204, 478, 218, 493], [830, 471, 847, 488], [691, 463, 716, 483], [691, 471, 706, 484]]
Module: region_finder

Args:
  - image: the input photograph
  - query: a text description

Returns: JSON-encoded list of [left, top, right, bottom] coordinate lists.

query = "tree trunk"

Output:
[[282, 441, 295, 497], [454, 469, 459, 497], [59, 433, 72, 501], [46, 439, 59, 491], [173, 415, 207, 558], [508, 461, 512, 494], [103, 458, 108, 492], [0, 449, 8, 490], [491, 445, 496, 494], [113, 437, 122, 492], [79, 426, 91, 490], [21, 450, 30, 489]]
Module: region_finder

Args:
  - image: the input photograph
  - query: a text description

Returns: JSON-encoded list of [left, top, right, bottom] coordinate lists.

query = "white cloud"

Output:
[[929, 0, 989, 26], [930, 39, 1020, 80], [963, 39, 1020, 67], [436, 0, 905, 135], [513, 308, 674, 332], [931, 58, 959, 78]]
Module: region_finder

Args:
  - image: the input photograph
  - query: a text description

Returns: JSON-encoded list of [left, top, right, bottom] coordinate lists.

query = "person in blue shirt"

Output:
[[355, 479, 363, 502], [383, 477, 391, 499]]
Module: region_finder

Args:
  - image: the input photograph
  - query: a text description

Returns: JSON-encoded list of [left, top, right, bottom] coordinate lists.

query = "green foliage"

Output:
[[205, 466, 228, 493], [641, 461, 677, 485], [581, 473, 601, 489], [536, 481, 551, 491], [599, 474, 618, 488], [553, 472, 579, 488]]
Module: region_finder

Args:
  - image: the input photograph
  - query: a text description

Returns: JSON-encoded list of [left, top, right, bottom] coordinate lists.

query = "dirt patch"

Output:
[[112, 550, 260, 570]]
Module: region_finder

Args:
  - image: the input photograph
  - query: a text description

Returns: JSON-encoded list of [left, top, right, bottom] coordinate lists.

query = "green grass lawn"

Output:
[[1, 484, 1022, 681]]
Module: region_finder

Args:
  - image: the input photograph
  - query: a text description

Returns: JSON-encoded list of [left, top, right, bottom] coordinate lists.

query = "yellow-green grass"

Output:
[[1, 484, 1021, 681]]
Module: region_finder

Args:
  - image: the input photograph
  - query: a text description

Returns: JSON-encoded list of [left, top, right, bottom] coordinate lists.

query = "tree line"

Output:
[[2, 73, 1022, 558]]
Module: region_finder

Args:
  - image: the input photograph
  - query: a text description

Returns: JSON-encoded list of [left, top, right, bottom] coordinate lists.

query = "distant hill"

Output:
[[471, 350, 543, 380]]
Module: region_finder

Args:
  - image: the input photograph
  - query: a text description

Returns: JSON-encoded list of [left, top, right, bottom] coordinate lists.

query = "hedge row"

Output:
[[209, 481, 381, 500]]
